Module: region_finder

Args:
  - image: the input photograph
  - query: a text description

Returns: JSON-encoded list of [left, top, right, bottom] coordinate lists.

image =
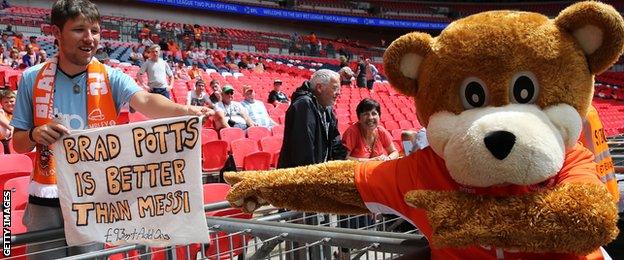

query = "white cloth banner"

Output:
[[53, 116, 210, 247]]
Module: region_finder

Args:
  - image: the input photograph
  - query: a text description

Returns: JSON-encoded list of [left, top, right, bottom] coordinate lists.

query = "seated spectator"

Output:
[[28, 36, 41, 53], [209, 79, 222, 104], [173, 61, 189, 80], [103, 42, 113, 55], [241, 85, 277, 129], [187, 62, 203, 80], [338, 62, 354, 87], [0, 33, 12, 52], [267, 79, 289, 105], [21, 45, 40, 67], [129, 45, 143, 66], [94, 46, 109, 63], [342, 98, 398, 161], [186, 79, 213, 108], [5, 48, 20, 68], [215, 84, 255, 130], [12, 33, 24, 51], [0, 89, 15, 153], [38, 49, 47, 63]]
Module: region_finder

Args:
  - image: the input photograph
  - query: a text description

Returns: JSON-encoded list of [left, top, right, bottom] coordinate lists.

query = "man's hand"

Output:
[[32, 122, 70, 145], [185, 105, 215, 117]]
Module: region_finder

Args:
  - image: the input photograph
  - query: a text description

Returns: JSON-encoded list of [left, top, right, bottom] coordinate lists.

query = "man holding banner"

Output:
[[10, 0, 213, 258]]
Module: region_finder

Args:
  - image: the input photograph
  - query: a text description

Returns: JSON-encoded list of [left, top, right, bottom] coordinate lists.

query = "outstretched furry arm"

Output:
[[225, 160, 368, 214], [405, 182, 619, 255]]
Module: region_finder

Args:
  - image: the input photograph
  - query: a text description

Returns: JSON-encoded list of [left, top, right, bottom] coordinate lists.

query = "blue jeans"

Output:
[[150, 88, 170, 99]]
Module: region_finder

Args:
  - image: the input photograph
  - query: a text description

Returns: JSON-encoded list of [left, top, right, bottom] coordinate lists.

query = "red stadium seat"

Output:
[[4, 176, 30, 211], [230, 139, 259, 169], [243, 151, 272, 170], [202, 128, 219, 144], [246, 126, 271, 142], [271, 125, 284, 137], [259, 136, 282, 153], [219, 127, 245, 145], [202, 140, 229, 172], [0, 154, 32, 190]]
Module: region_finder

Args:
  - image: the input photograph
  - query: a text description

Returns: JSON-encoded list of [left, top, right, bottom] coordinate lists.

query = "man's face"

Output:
[[223, 90, 234, 104], [1, 34, 7, 41], [149, 49, 160, 61], [1, 96, 15, 113], [244, 90, 255, 101], [210, 82, 220, 92], [316, 77, 340, 107], [195, 83, 205, 92], [54, 16, 100, 67], [274, 83, 282, 91]]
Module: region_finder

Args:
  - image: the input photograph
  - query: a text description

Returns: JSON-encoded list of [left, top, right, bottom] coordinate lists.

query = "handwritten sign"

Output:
[[53, 116, 210, 246]]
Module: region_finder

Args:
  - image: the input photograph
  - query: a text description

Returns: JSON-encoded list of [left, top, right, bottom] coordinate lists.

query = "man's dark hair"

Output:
[[356, 98, 381, 118], [51, 0, 100, 30]]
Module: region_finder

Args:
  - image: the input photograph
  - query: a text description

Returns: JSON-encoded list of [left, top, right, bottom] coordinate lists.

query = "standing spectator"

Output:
[[193, 24, 203, 48], [277, 69, 346, 260], [10, 1, 216, 258], [209, 79, 222, 103], [137, 44, 174, 99], [241, 85, 277, 129], [342, 98, 398, 161], [267, 79, 289, 105], [215, 84, 255, 130], [278, 69, 346, 168], [338, 62, 354, 87], [0, 89, 15, 153], [354, 56, 366, 88], [364, 58, 378, 91]]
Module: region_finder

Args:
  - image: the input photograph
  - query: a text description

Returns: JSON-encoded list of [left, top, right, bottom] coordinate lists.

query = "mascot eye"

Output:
[[509, 72, 539, 104], [460, 77, 488, 109]]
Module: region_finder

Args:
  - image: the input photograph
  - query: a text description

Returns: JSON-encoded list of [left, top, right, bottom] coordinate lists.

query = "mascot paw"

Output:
[[224, 171, 269, 213]]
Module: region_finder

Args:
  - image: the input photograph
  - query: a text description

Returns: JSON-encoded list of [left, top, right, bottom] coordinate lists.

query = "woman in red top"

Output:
[[342, 98, 398, 161]]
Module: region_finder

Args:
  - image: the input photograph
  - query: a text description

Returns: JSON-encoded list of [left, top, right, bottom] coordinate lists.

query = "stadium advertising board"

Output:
[[140, 0, 448, 29], [53, 116, 210, 246]]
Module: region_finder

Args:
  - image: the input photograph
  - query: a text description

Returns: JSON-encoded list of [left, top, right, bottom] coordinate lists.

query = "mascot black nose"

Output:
[[483, 131, 516, 160]]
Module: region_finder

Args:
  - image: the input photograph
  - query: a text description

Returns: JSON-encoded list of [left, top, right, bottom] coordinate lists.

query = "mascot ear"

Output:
[[555, 1, 624, 74], [383, 32, 433, 96]]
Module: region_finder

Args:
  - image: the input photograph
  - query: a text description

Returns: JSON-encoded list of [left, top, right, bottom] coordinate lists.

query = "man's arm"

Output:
[[136, 63, 147, 86], [166, 64, 174, 90], [13, 121, 69, 153], [167, 74, 175, 90], [239, 107, 256, 127], [129, 91, 213, 119]]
